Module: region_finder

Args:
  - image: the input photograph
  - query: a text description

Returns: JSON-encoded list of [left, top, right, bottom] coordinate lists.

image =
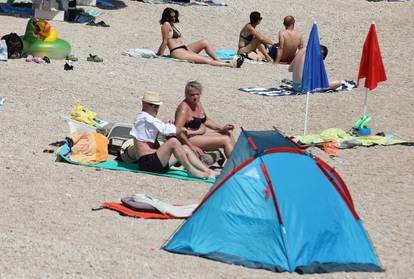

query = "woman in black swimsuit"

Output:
[[238, 11, 275, 62], [174, 81, 235, 158], [157, 8, 243, 68]]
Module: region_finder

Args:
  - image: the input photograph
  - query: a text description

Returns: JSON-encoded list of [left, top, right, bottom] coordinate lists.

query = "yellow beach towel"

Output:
[[69, 132, 108, 164]]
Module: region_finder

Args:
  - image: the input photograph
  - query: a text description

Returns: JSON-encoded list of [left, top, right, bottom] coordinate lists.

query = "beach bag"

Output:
[[0, 33, 23, 58], [0, 40, 7, 61], [107, 123, 134, 156]]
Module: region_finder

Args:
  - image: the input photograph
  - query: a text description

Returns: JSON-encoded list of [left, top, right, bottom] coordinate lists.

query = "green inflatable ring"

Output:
[[21, 18, 71, 60]]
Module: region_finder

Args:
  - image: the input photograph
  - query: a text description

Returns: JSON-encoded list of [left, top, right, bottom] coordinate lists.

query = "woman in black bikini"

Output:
[[174, 81, 235, 158], [238, 11, 275, 62], [157, 8, 243, 68]]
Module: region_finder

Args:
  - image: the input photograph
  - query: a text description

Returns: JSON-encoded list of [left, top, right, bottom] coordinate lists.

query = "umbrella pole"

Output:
[[304, 92, 310, 138], [363, 88, 368, 116]]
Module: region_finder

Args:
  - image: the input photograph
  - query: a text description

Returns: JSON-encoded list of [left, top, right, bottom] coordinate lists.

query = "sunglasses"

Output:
[[145, 103, 160, 109]]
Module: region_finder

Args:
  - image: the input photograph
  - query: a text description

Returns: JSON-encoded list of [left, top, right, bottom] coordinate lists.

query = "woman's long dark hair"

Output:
[[160, 8, 179, 24]]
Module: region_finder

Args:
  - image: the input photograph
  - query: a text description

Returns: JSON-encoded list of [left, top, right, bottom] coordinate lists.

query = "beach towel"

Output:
[[239, 79, 356, 97], [122, 48, 236, 61], [293, 128, 410, 148], [58, 144, 215, 183], [65, 132, 109, 164], [128, 194, 196, 217], [0, 3, 34, 16], [100, 203, 181, 219], [101, 194, 197, 219], [139, 0, 227, 6]]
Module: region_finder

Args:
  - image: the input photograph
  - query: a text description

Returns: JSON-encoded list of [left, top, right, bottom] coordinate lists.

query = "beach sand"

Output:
[[0, 0, 414, 277]]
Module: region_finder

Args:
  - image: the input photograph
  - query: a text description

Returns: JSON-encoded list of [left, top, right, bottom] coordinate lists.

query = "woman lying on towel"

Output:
[[174, 80, 236, 160], [156, 7, 243, 68]]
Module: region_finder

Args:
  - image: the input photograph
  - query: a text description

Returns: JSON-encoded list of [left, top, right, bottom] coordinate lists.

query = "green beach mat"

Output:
[[58, 147, 215, 183]]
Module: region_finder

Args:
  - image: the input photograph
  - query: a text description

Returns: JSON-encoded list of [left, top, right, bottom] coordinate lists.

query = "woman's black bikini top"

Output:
[[184, 115, 207, 130], [170, 25, 182, 39], [240, 34, 254, 43]]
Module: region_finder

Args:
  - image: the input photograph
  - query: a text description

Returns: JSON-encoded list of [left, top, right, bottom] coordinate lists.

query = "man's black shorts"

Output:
[[137, 153, 169, 173]]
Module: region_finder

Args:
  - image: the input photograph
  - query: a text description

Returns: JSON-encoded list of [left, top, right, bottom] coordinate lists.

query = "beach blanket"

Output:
[[100, 203, 181, 219], [139, 0, 227, 6], [293, 128, 410, 148], [0, 3, 34, 16], [101, 194, 197, 219], [66, 132, 109, 164], [122, 48, 236, 61], [239, 79, 356, 97], [58, 145, 215, 183]]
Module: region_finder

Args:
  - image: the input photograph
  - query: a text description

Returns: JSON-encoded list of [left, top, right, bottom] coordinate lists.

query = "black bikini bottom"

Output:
[[170, 45, 188, 53]]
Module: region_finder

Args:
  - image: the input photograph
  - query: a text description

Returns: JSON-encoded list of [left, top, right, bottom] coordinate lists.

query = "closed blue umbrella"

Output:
[[302, 22, 329, 137]]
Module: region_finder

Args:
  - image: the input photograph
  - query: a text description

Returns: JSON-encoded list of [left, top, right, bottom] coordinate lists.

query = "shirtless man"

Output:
[[130, 91, 218, 178], [238, 11, 275, 62], [272, 16, 304, 64], [288, 45, 341, 92]]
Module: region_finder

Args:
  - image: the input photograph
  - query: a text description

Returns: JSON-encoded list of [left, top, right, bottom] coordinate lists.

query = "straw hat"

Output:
[[120, 139, 138, 163], [140, 91, 163, 106]]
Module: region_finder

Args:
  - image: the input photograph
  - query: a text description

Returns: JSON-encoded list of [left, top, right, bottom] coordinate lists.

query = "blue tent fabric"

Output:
[[163, 130, 383, 274], [301, 23, 329, 93]]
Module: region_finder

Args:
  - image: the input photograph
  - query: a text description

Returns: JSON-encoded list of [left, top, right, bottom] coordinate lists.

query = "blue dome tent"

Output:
[[163, 129, 383, 274]]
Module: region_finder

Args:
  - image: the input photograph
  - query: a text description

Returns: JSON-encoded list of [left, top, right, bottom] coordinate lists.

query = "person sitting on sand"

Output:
[[238, 11, 275, 63], [288, 45, 341, 92], [130, 91, 219, 178], [271, 16, 304, 64], [156, 7, 243, 68], [174, 81, 235, 160]]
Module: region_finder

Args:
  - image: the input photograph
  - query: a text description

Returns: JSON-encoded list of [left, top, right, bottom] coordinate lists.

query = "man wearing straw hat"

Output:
[[129, 91, 218, 178]]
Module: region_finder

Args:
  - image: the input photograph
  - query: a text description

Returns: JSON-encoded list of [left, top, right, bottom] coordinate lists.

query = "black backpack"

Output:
[[1, 33, 23, 58]]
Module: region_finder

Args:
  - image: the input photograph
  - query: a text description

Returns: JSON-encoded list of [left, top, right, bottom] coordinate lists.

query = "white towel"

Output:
[[132, 194, 197, 218], [122, 48, 157, 59]]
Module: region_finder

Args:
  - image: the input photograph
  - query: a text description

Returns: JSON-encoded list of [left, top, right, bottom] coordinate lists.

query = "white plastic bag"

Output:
[[0, 40, 8, 61]]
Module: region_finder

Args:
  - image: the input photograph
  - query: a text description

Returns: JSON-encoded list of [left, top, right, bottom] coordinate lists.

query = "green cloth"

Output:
[[59, 154, 215, 184], [295, 128, 407, 147]]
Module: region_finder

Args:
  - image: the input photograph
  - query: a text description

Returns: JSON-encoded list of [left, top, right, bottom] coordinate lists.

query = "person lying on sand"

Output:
[[288, 45, 341, 91], [130, 91, 219, 178], [237, 11, 275, 63], [271, 16, 304, 64], [174, 80, 235, 159], [156, 7, 243, 68]]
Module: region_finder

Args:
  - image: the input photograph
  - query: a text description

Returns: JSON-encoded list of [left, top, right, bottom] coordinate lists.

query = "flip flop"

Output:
[[96, 21, 110, 27], [43, 56, 50, 64], [33, 56, 45, 64], [25, 54, 34, 62], [66, 54, 78, 61], [87, 54, 103, 62], [64, 62, 74, 71], [236, 55, 244, 68], [86, 20, 97, 26]]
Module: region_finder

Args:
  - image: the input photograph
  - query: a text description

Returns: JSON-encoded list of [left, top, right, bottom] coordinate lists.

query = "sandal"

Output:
[[66, 54, 78, 62], [96, 21, 110, 27], [43, 56, 51, 64], [236, 55, 244, 68], [86, 20, 97, 26], [64, 62, 74, 71], [87, 54, 103, 62]]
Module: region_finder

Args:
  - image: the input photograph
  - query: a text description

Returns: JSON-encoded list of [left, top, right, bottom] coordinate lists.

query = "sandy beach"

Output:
[[1, 0, 414, 277]]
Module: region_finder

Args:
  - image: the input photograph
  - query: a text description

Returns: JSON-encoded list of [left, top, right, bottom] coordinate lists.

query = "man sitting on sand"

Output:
[[288, 45, 341, 92], [130, 91, 219, 178], [238, 11, 275, 62], [271, 16, 304, 64]]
